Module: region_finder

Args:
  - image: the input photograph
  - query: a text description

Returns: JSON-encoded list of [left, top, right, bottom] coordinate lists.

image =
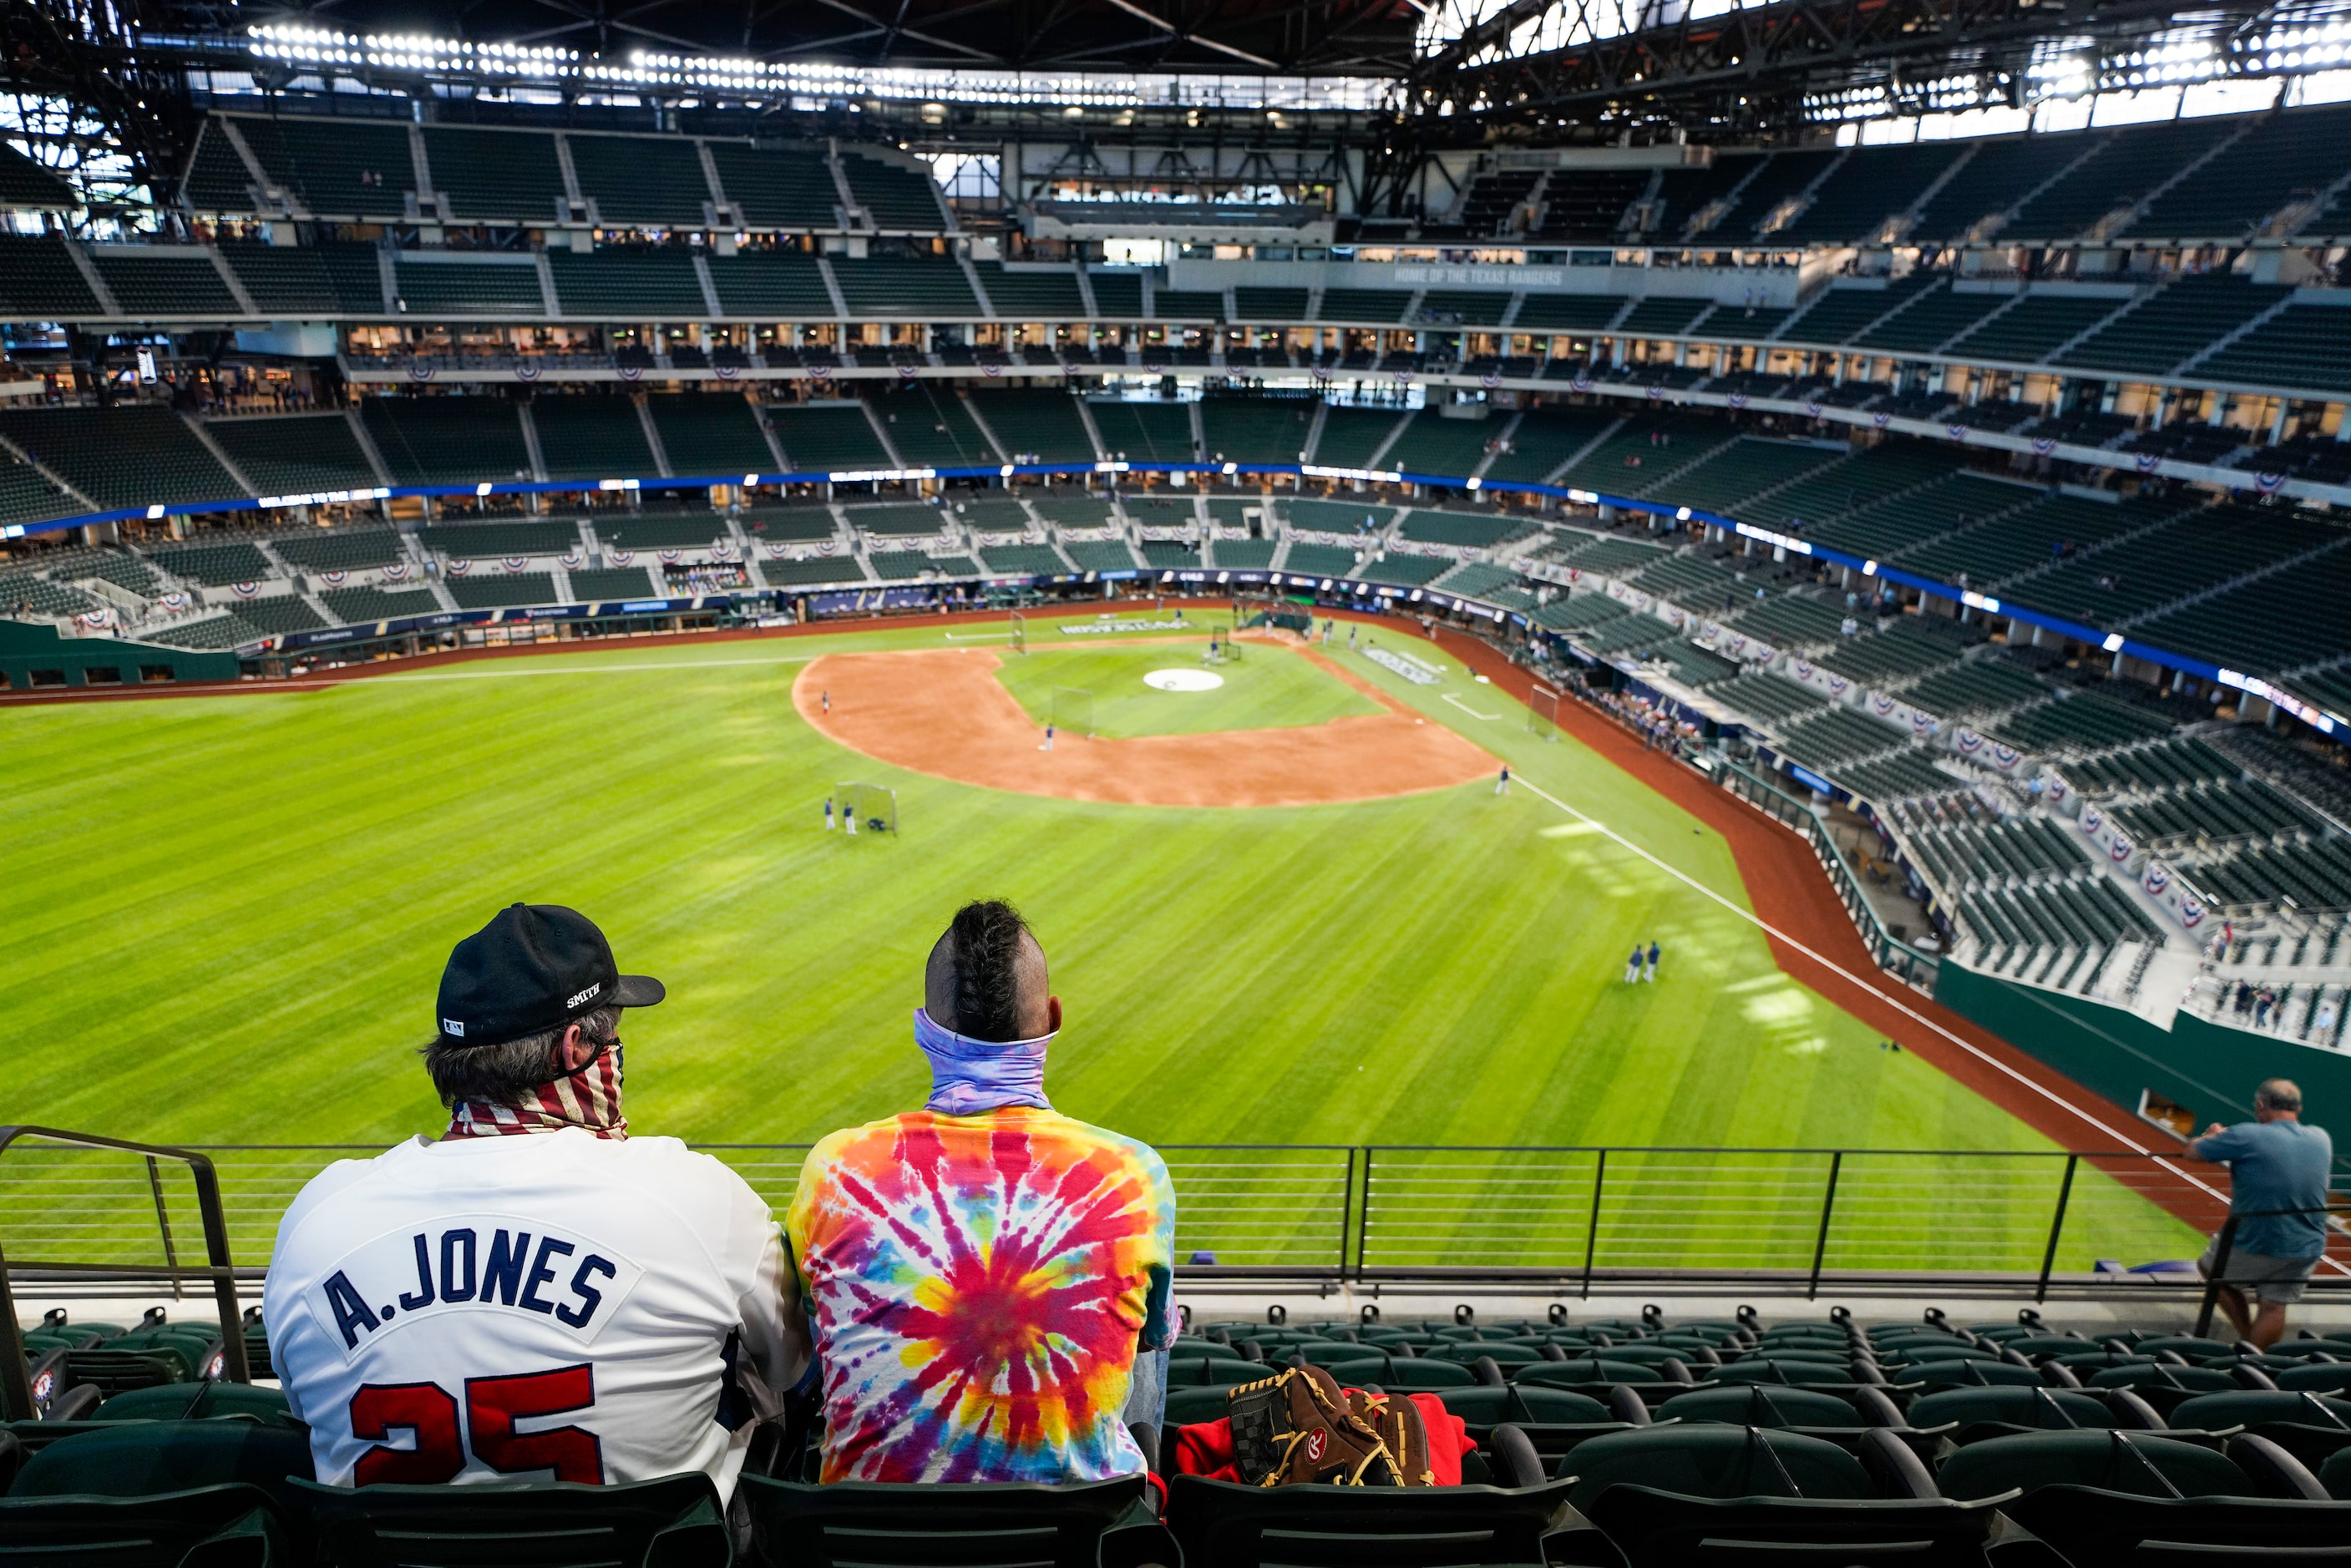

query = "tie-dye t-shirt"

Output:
[[786, 1107, 1177, 1484]]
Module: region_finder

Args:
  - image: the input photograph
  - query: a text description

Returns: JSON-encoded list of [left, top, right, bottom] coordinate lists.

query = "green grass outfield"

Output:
[[0, 609, 2200, 1273]]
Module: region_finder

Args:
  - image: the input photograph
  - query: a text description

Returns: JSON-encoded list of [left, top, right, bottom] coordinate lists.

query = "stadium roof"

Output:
[[195, 0, 1424, 75]]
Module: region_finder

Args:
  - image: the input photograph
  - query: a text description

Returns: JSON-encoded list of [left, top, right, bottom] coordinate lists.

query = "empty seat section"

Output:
[[840, 154, 945, 230], [2059, 276, 2288, 377], [531, 394, 655, 480], [206, 415, 378, 495], [86, 250, 241, 316], [1385, 408, 1502, 476], [1913, 130, 2097, 243], [270, 529, 403, 574], [567, 565, 660, 600], [1852, 282, 2007, 354], [548, 251, 707, 317], [707, 144, 842, 229], [0, 407, 239, 508], [981, 392, 1097, 463], [228, 114, 416, 219], [1089, 401, 1192, 463], [866, 388, 997, 467], [1233, 286, 1310, 321], [1315, 288, 1413, 323], [1512, 295, 1625, 332], [322, 584, 438, 621], [1782, 144, 1963, 245], [447, 570, 557, 608], [1087, 271, 1144, 316], [0, 234, 101, 317], [648, 392, 776, 475], [830, 256, 977, 317], [569, 132, 710, 227], [706, 251, 832, 317], [1310, 407, 1406, 468], [418, 126, 566, 224], [391, 257, 545, 314], [220, 241, 384, 315], [1946, 292, 2129, 364], [360, 397, 531, 487], [768, 404, 889, 470], [975, 263, 1085, 317], [1200, 397, 1314, 465]]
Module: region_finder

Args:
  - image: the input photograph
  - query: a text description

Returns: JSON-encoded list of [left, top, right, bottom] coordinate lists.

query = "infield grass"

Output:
[[991, 641, 1379, 738], [0, 609, 2202, 1275]]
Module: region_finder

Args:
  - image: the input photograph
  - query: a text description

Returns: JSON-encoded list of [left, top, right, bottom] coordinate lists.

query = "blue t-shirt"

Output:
[[2192, 1118, 2334, 1259]]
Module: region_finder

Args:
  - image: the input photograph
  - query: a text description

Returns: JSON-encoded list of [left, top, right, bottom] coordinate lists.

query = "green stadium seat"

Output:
[[2170, 1391, 2351, 1434], [707, 146, 840, 230], [418, 127, 565, 224], [1167, 1357, 1266, 1388], [1938, 1429, 2262, 1500], [9, 1419, 312, 1512], [743, 1473, 1158, 1568], [1164, 1469, 1575, 1568], [1658, 1386, 1876, 1429], [296, 1473, 723, 1568], [1907, 1386, 2120, 1441], [1563, 1425, 1990, 1567], [1516, 1358, 1663, 1388], [1436, 1387, 1611, 1425], [91, 1383, 291, 1425], [0, 1485, 294, 1568], [569, 133, 709, 228]]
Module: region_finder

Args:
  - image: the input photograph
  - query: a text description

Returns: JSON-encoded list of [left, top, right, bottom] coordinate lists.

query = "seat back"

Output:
[[10, 1421, 314, 1513], [1905, 1359, 2045, 1391], [1163, 1472, 1576, 1567], [743, 1474, 1149, 1568], [1906, 1386, 2112, 1433], [0, 1485, 291, 1568], [2278, 1363, 2351, 1394], [1435, 1388, 1609, 1425], [2009, 1486, 2351, 1565], [1582, 1488, 1998, 1568], [1166, 1357, 1269, 1388], [1936, 1429, 2256, 1502], [1512, 1358, 1658, 1388], [92, 1383, 294, 1424], [1658, 1386, 1862, 1429], [1561, 1425, 1873, 1512], [1707, 1358, 1861, 1388], [2171, 1390, 2351, 1434], [298, 1473, 727, 1568]]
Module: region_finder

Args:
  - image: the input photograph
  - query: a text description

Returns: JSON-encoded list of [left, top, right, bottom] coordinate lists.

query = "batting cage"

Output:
[[1528, 684, 1561, 741], [1008, 611, 1026, 655], [836, 781, 899, 835], [1050, 686, 1095, 739]]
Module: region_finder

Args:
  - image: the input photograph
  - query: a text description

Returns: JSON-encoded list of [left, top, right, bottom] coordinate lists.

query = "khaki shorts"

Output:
[[2199, 1236, 2318, 1304]]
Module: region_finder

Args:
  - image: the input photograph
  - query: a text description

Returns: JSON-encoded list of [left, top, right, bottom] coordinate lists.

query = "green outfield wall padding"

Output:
[[0, 618, 240, 689], [1933, 959, 2351, 1144]]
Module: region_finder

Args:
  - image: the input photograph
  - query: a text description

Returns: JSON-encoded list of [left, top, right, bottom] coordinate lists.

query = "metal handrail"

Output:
[[2193, 1201, 2351, 1338], [0, 1125, 250, 1419]]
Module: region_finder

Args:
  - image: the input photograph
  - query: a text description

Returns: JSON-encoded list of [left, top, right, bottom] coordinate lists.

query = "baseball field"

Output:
[[0, 606, 2203, 1275]]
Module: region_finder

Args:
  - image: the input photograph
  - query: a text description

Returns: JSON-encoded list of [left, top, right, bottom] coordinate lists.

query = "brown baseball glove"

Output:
[[1225, 1365, 1399, 1487]]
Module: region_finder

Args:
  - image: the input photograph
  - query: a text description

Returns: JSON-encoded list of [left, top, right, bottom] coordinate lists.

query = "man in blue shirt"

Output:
[[2191, 1079, 2335, 1348]]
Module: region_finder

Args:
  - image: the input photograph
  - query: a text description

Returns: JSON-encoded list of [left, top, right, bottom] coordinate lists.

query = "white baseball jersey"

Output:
[[262, 1130, 804, 1500]]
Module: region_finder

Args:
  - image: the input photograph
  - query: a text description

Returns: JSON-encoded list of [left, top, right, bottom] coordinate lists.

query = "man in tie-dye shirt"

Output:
[[788, 900, 1177, 1484]]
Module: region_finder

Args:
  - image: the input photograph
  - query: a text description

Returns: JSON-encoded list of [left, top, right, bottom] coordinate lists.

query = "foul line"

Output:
[[943, 630, 1016, 642], [1512, 771, 2233, 1208], [1442, 693, 1502, 721]]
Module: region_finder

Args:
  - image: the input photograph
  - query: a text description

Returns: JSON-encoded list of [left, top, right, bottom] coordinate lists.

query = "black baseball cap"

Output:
[[435, 903, 665, 1048]]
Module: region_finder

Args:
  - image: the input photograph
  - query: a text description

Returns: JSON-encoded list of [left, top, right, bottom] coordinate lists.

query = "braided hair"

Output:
[[940, 899, 1035, 1043]]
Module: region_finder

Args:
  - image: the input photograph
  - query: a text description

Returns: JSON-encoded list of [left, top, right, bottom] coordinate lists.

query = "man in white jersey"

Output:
[[262, 903, 805, 1498]]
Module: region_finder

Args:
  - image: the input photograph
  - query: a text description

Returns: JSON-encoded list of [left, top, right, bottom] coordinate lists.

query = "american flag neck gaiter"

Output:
[[447, 1045, 626, 1140]]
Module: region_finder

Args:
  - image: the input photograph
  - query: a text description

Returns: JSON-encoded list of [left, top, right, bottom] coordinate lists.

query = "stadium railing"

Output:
[[0, 1125, 251, 1417], [1, 1137, 2294, 1305]]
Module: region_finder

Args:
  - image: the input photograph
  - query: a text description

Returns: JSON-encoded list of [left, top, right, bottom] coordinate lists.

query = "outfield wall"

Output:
[[1934, 961, 2351, 1143]]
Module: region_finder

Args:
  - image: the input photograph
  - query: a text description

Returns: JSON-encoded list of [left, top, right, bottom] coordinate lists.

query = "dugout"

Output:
[[0, 620, 238, 690]]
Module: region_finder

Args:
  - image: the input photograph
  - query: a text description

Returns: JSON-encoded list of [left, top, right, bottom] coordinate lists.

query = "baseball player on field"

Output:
[[261, 903, 807, 1498]]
